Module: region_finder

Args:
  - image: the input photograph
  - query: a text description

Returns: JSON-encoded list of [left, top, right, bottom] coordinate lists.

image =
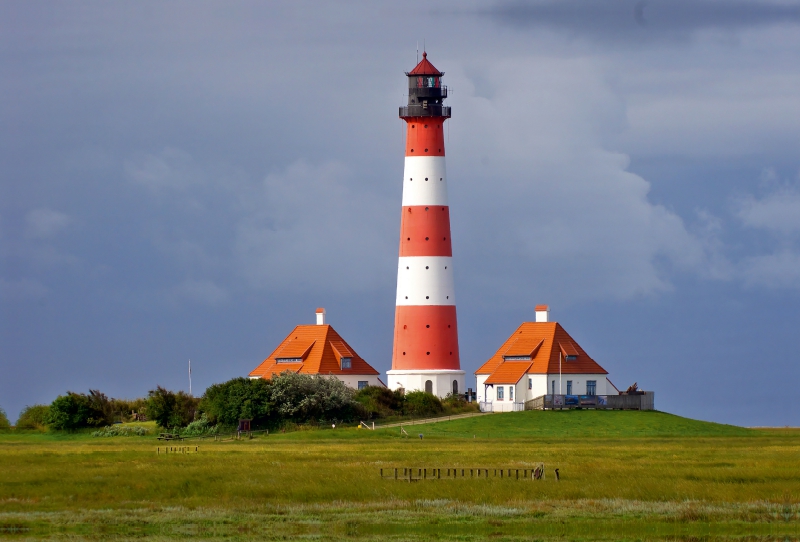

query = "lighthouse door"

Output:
[[425, 380, 433, 394]]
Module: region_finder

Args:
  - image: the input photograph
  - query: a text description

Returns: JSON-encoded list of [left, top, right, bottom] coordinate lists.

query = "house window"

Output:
[[587, 380, 597, 396], [357, 381, 368, 390], [566, 381, 572, 395], [551, 380, 555, 395], [528, 377, 532, 390], [276, 358, 302, 363], [497, 387, 504, 401], [425, 380, 433, 394], [566, 355, 577, 361], [509, 386, 514, 401], [340, 357, 352, 370]]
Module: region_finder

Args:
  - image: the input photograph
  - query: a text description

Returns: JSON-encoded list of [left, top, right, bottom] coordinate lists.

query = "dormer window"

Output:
[[276, 358, 302, 363], [565, 355, 578, 361], [340, 357, 352, 370]]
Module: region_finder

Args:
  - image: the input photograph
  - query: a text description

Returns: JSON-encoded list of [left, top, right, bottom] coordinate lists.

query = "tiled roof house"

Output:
[[249, 308, 384, 390], [475, 305, 617, 411]]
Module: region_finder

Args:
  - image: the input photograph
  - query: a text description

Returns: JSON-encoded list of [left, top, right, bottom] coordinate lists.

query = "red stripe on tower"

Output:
[[387, 52, 464, 398]]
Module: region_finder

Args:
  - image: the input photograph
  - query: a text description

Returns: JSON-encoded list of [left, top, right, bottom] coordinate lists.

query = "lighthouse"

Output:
[[386, 52, 465, 398]]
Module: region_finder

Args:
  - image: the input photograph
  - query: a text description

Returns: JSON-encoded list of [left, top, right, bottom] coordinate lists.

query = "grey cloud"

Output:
[[24, 208, 72, 239], [172, 279, 229, 306], [740, 250, 800, 288], [0, 277, 48, 299], [485, 0, 800, 43], [733, 184, 800, 235]]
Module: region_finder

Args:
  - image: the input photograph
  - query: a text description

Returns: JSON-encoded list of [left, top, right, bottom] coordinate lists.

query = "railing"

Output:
[[399, 105, 451, 118], [525, 392, 655, 411], [380, 464, 546, 481], [408, 85, 448, 99], [479, 401, 525, 413]]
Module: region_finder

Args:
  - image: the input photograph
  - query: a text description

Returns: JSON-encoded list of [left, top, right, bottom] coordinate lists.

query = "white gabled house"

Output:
[[475, 305, 617, 412]]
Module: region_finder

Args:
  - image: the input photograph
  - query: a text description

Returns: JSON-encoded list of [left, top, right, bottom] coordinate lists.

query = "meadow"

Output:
[[1, 410, 798, 541]]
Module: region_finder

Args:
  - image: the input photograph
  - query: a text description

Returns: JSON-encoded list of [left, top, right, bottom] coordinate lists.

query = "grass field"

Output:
[[1, 410, 798, 540]]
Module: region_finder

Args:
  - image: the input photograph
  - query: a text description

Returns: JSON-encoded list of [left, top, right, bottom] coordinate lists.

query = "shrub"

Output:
[[403, 391, 443, 417], [0, 406, 10, 431], [179, 414, 218, 436], [146, 387, 198, 429], [92, 425, 151, 437], [15, 405, 50, 430], [354, 386, 405, 419], [269, 371, 362, 424], [200, 377, 272, 428]]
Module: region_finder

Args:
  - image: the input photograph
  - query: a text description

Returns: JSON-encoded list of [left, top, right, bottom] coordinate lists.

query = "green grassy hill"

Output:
[[377, 410, 754, 439]]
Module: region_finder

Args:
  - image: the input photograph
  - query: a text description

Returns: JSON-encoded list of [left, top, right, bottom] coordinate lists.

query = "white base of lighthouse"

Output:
[[386, 369, 465, 399]]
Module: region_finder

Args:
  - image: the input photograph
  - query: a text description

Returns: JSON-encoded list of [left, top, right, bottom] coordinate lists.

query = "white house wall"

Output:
[[543, 374, 611, 396], [478, 373, 611, 411]]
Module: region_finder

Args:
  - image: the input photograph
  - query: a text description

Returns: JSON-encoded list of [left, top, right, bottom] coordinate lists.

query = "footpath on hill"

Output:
[[375, 411, 493, 429]]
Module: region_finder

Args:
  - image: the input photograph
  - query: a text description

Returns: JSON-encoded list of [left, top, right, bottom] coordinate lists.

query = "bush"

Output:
[[200, 377, 272, 428], [403, 391, 443, 417], [92, 425, 151, 437], [0, 406, 10, 431], [146, 387, 198, 429], [15, 405, 50, 430], [269, 371, 362, 424], [179, 414, 218, 436], [46, 390, 113, 430], [354, 386, 405, 419]]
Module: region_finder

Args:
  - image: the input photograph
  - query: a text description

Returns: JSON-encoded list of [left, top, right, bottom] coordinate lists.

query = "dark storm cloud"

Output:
[[485, 0, 800, 43]]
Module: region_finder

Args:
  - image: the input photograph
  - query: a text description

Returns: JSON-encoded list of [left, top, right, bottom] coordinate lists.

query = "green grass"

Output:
[[400, 409, 756, 438], [1, 412, 798, 540]]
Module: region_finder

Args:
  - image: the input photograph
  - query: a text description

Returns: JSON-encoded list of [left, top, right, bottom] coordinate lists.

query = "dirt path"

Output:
[[375, 411, 493, 429]]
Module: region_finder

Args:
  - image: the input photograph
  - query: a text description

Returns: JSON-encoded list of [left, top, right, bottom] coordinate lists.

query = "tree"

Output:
[[146, 387, 198, 429], [200, 377, 272, 428], [46, 392, 93, 430], [15, 405, 50, 430], [0, 406, 10, 431]]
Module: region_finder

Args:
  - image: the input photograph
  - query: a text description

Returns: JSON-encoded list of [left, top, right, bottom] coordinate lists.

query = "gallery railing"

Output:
[[525, 392, 654, 411]]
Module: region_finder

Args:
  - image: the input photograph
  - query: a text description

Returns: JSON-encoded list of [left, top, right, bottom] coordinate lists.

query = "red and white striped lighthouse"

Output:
[[386, 52, 465, 398]]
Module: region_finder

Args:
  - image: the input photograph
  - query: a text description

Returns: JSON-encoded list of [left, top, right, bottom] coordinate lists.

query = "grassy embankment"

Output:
[[1, 410, 798, 540]]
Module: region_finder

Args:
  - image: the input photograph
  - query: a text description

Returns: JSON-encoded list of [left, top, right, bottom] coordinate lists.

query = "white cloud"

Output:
[[24, 208, 71, 239], [447, 56, 708, 304]]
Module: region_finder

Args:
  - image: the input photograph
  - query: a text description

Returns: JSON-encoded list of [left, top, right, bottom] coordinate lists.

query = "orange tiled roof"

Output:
[[485, 362, 532, 385], [476, 322, 608, 380], [249, 324, 380, 379], [407, 52, 443, 76]]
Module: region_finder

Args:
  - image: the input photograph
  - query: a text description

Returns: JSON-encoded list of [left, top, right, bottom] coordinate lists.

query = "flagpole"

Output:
[[189, 359, 192, 396]]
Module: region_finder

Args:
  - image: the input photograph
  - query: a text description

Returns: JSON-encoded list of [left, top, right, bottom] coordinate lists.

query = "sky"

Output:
[[2, 0, 799, 426]]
